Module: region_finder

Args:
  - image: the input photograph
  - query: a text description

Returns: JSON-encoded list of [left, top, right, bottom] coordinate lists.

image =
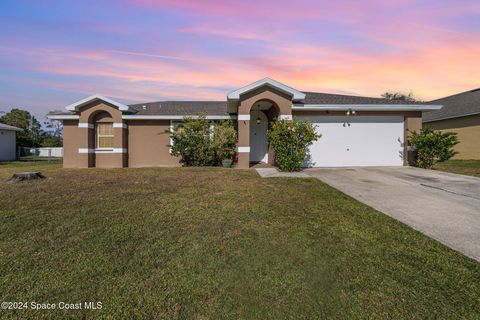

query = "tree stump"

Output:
[[9, 172, 45, 182]]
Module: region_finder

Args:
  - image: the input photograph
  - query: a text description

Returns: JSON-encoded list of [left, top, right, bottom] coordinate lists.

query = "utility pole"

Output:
[[31, 113, 35, 163]]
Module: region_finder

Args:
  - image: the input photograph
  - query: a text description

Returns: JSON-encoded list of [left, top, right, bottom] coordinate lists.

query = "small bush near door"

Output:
[[169, 116, 236, 166], [409, 127, 459, 169], [268, 120, 320, 172]]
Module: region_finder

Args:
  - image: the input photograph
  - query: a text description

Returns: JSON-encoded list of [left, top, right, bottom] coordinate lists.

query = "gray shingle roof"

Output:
[[50, 91, 434, 118], [303, 92, 424, 105], [128, 101, 229, 115], [0, 123, 22, 131], [423, 88, 480, 122]]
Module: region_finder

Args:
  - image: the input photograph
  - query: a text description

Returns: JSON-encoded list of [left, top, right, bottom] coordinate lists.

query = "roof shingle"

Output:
[[423, 88, 480, 122], [303, 92, 424, 105], [128, 101, 229, 115]]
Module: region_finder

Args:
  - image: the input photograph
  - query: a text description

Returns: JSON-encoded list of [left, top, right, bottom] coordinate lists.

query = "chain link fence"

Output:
[[17, 147, 63, 165]]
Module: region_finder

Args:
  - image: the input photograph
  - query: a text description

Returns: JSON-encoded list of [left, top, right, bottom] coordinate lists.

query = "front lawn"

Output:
[[434, 159, 480, 177], [0, 164, 479, 319]]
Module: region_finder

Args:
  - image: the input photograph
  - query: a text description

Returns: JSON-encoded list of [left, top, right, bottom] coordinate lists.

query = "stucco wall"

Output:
[[63, 120, 90, 168], [424, 114, 480, 160], [63, 101, 128, 168], [127, 120, 180, 167], [0, 130, 16, 161]]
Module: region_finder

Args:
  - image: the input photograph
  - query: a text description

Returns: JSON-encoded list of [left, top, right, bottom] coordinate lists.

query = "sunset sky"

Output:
[[0, 0, 479, 120]]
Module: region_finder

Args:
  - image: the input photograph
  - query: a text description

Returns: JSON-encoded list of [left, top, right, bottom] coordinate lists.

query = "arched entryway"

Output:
[[232, 80, 299, 169], [249, 99, 280, 165]]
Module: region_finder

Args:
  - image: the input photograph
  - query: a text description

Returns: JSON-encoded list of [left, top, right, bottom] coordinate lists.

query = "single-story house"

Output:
[[47, 78, 441, 168], [0, 123, 22, 161], [423, 88, 480, 159]]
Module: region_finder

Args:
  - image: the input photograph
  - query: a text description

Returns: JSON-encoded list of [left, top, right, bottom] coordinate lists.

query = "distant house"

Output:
[[424, 88, 480, 160], [0, 123, 22, 161]]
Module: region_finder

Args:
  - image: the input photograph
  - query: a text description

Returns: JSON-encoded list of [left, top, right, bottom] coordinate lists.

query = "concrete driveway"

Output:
[[306, 167, 480, 262]]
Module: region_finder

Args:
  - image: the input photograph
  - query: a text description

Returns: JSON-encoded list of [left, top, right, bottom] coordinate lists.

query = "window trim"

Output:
[[95, 123, 114, 149]]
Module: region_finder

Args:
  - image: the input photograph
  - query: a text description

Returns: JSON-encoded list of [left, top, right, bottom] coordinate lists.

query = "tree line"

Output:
[[0, 108, 62, 148]]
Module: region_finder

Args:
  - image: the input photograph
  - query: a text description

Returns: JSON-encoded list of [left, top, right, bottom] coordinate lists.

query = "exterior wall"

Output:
[[127, 120, 180, 167], [63, 101, 128, 168], [0, 130, 16, 161], [424, 114, 480, 159], [237, 86, 293, 168], [63, 120, 88, 168]]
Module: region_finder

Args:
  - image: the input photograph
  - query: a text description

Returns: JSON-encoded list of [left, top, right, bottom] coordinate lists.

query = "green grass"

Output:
[[0, 163, 479, 319], [434, 160, 480, 177]]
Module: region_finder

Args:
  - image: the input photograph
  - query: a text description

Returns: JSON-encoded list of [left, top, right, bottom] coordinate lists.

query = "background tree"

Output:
[[0, 108, 42, 147], [381, 92, 416, 101], [42, 116, 63, 147]]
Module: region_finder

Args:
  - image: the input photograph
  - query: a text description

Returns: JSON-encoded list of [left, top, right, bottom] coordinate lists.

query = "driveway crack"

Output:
[[420, 183, 480, 200]]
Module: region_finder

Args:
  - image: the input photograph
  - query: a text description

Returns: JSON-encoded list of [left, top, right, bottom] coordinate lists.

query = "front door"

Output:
[[249, 111, 268, 163]]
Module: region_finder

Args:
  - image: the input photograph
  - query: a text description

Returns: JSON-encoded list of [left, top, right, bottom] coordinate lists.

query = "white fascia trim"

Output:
[[238, 114, 250, 121], [237, 146, 250, 153], [47, 115, 80, 120], [65, 94, 130, 112], [112, 122, 127, 128], [292, 104, 443, 111], [95, 148, 127, 153], [78, 148, 94, 154], [78, 123, 94, 129], [122, 115, 236, 120], [227, 77, 306, 101], [423, 111, 480, 123], [279, 114, 293, 120]]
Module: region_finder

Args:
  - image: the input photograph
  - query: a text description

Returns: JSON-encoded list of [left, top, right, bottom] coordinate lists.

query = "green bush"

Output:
[[212, 120, 237, 163], [409, 127, 459, 169], [267, 120, 320, 172], [169, 116, 236, 166]]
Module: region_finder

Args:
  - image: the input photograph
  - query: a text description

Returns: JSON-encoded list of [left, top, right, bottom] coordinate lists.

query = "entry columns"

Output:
[[237, 114, 250, 169]]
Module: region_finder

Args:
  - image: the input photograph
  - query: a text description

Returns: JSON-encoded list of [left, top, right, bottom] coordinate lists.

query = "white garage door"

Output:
[[295, 116, 404, 167]]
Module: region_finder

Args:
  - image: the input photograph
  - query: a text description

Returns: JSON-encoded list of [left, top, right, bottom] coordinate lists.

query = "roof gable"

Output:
[[227, 78, 306, 101], [65, 95, 130, 112]]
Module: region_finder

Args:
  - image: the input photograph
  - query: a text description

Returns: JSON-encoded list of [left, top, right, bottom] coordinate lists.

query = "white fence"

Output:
[[31, 147, 63, 157]]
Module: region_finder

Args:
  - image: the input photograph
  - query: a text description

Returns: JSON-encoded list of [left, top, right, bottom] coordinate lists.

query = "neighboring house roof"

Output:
[[0, 123, 22, 131], [423, 88, 480, 122]]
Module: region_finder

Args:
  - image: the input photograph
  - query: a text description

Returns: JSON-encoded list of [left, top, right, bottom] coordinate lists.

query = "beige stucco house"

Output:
[[423, 88, 480, 160], [47, 78, 441, 168]]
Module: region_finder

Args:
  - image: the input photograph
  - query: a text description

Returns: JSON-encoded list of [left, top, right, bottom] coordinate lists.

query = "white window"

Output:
[[96, 123, 114, 149]]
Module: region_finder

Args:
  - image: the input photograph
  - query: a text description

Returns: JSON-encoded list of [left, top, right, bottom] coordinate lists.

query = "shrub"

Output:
[[212, 120, 237, 163], [409, 127, 459, 169], [267, 120, 320, 172], [169, 116, 237, 167], [170, 116, 215, 166]]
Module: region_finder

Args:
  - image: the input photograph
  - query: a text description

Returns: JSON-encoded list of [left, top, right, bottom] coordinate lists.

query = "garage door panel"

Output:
[[296, 116, 404, 167]]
